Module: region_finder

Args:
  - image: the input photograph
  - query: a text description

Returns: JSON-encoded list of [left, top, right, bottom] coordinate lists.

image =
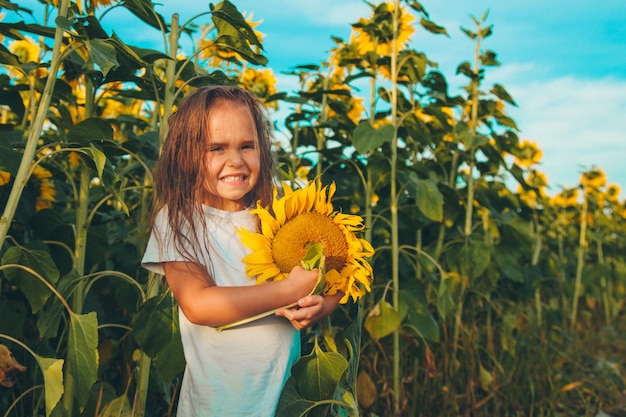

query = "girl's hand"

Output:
[[285, 265, 319, 299], [276, 292, 343, 330], [275, 295, 326, 330]]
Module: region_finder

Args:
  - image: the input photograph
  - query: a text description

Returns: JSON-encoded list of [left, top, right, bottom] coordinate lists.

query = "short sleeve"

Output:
[[141, 208, 185, 275]]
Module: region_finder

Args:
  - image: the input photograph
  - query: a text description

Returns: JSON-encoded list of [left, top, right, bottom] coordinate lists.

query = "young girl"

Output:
[[141, 85, 342, 416]]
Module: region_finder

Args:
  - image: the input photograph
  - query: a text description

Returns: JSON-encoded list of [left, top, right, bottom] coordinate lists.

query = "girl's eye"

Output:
[[208, 146, 223, 152]]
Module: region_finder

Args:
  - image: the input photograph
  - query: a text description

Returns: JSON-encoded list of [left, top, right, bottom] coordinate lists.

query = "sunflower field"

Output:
[[1, 0, 625, 416]]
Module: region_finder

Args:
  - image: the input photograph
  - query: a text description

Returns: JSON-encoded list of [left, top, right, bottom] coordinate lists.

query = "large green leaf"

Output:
[[38, 271, 81, 340], [88, 39, 118, 76], [364, 300, 402, 340], [446, 241, 492, 279], [0, 131, 24, 173], [276, 380, 317, 417], [210, 1, 267, 66], [493, 250, 524, 283], [35, 354, 64, 417], [277, 337, 348, 417], [132, 291, 184, 382], [68, 118, 114, 144], [121, 0, 167, 32], [211, 1, 263, 48], [352, 121, 394, 154], [292, 337, 348, 402], [67, 311, 99, 410], [99, 394, 132, 417], [399, 290, 440, 343], [2, 245, 60, 313], [408, 172, 443, 222]]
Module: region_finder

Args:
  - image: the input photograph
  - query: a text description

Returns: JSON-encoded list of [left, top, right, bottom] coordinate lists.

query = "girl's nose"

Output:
[[227, 150, 244, 166]]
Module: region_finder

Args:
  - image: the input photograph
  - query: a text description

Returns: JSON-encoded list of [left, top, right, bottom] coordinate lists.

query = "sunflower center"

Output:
[[272, 212, 349, 274]]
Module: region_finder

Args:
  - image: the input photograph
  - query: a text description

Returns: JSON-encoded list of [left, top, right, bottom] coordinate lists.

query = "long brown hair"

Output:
[[151, 85, 277, 273]]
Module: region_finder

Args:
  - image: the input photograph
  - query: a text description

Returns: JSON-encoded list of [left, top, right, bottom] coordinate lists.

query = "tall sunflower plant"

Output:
[[217, 178, 375, 331]]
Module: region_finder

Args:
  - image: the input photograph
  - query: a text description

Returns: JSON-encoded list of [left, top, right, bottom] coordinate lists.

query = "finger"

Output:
[[297, 294, 324, 308]]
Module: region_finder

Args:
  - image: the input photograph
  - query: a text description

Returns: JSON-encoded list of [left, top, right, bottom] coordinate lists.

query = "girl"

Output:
[[141, 85, 342, 416]]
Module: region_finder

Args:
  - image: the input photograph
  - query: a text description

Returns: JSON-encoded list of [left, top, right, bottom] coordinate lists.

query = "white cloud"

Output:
[[504, 76, 626, 191]]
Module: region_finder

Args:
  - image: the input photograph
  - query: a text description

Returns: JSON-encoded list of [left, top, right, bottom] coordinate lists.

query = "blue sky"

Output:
[[14, 0, 626, 194]]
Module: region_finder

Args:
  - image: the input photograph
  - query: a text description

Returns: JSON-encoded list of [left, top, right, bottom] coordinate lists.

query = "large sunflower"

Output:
[[239, 178, 374, 303]]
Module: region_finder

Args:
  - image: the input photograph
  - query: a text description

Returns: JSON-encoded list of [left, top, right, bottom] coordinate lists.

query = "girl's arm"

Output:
[[275, 292, 343, 330], [163, 261, 318, 327]]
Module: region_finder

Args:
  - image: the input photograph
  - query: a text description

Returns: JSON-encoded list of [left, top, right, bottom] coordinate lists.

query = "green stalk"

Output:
[[159, 13, 179, 147], [316, 76, 330, 178], [390, 1, 401, 414], [132, 273, 160, 417], [434, 151, 458, 260], [61, 163, 90, 415], [463, 28, 482, 241], [453, 21, 482, 362], [133, 14, 179, 416], [0, 0, 69, 244], [570, 183, 588, 333], [531, 212, 543, 326], [597, 240, 610, 325]]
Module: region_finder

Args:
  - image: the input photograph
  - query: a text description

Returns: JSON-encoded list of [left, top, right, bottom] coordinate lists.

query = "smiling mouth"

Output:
[[221, 175, 247, 183]]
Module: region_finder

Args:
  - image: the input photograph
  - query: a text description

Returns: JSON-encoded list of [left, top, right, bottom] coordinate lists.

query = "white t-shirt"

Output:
[[142, 206, 300, 417]]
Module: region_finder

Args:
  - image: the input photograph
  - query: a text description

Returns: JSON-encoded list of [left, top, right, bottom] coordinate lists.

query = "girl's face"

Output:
[[203, 100, 261, 211]]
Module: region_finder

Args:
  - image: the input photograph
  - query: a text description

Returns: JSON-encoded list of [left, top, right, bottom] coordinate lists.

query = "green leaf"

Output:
[[352, 121, 394, 154], [88, 39, 119, 76], [436, 277, 455, 320], [400, 291, 440, 342], [38, 271, 81, 340], [99, 394, 132, 417], [364, 300, 402, 340], [0, 135, 25, 174], [0, 50, 20, 66], [398, 50, 428, 83], [35, 355, 64, 417], [500, 314, 517, 355], [493, 250, 524, 283], [211, 0, 263, 49], [291, 337, 348, 402], [68, 118, 114, 144], [67, 311, 99, 410], [301, 243, 326, 295], [491, 83, 517, 106], [419, 17, 448, 36], [276, 380, 317, 417], [480, 49, 500, 67], [132, 291, 185, 382], [408, 173, 443, 222], [1, 245, 60, 313], [210, 1, 267, 66], [121, 0, 167, 32], [448, 241, 492, 279]]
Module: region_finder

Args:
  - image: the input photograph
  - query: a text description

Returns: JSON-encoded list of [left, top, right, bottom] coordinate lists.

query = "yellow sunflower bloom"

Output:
[[9, 36, 40, 64], [606, 184, 620, 203], [239, 179, 374, 303], [0, 171, 11, 186], [551, 187, 578, 208], [240, 68, 278, 109], [580, 168, 606, 189], [32, 165, 56, 211], [353, 2, 415, 57]]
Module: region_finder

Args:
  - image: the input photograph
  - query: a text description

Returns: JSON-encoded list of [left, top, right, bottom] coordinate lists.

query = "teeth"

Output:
[[222, 176, 244, 182]]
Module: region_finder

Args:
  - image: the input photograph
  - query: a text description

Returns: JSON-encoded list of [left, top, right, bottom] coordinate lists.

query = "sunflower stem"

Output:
[[0, 0, 69, 244], [390, 1, 401, 414]]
